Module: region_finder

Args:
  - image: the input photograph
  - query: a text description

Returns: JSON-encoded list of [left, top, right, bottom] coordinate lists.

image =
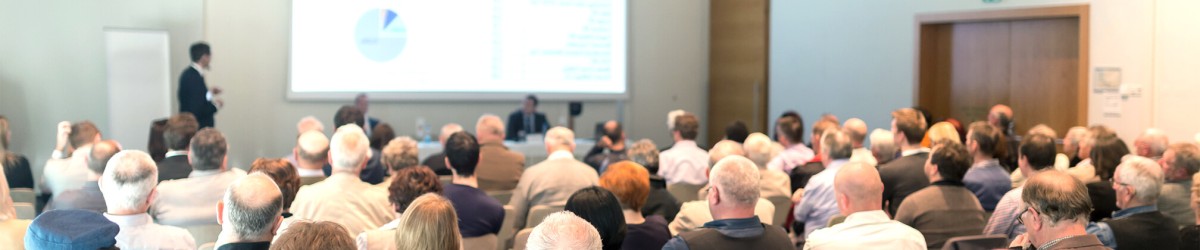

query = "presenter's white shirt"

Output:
[[803, 210, 926, 250], [291, 173, 395, 236], [151, 168, 247, 227], [105, 213, 196, 250], [658, 140, 709, 185]]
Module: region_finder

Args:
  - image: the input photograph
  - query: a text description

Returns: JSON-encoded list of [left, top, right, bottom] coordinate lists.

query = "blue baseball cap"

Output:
[[25, 209, 119, 249]]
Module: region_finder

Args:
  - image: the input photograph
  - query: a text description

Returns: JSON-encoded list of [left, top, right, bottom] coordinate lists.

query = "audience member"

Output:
[[1159, 143, 1200, 226], [395, 193, 462, 250], [42, 121, 101, 197], [626, 140, 681, 222], [152, 128, 248, 227], [879, 108, 930, 215], [1179, 172, 1200, 249], [894, 142, 985, 249], [923, 121, 960, 148], [988, 104, 1020, 170], [842, 118, 877, 166], [215, 173, 283, 250], [869, 128, 899, 165], [526, 211, 603, 250], [293, 130, 329, 185], [509, 127, 599, 229], [565, 187, 627, 250], [99, 150, 196, 249], [421, 123, 463, 176], [807, 120, 840, 165], [248, 158, 299, 218], [795, 130, 853, 237], [660, 109, 688, 151], [599, 161, 671, 250], [354, 93, 381, 137], [724, 120, 749, 143], [1010, 170, 1106, 250], [474, 115, 526, 191], [24, 209, 119, 250], [285, 116, 324, 168], [803, 162, 926, 250], [367, 123, 395, 151], [506, 94, 550, 141], [377, 136, 419, 188], [1135, 128, 1168, 160], [963, 122, 1011, 212], [1085, 136, 1128, 222], [659, 113, 709, 186], [158, 113, 199, 182], [356, 166, 442, 250], [585, 120, 631, 173], [663, 156, 791, 250], [743, 133, 791, 199], [670, 141, 776, 235], [271, 221, 355, 250], [292, 125, 394, 236], [1063, 126, 1088, 167], [0, 116, 33, 189], [983, 134, 1059, 240], [46, 140, 120, 212], [1067, 125, 1116, 183], [0, 163, 31, 249], [769, 114, 815, 175], [440, 131, 505, 238], [327, 105, 387, 184], [1009, 124, 1072, 188], [1095, 156, 1179, 249]]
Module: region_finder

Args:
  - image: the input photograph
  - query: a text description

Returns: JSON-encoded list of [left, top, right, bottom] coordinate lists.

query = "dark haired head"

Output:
[[776, 115, 805, 145], [967, 122, 1001, 156], [445, 132, 481, 177], [333, 105, 364, 128], [163, 113, 199, 151], [189, 42, 211, 63], [526, 94, 539, 106], [930, 142, 972, 182], [564, 186, 626, 250], [69, 121, 101, 149], [189, 128, 227, 171], [1091, 136, 1130, 180], [369, 123, 396, 150], [1019, 134, 1057, 170], [724, 121, 749, 143], [387, 167, 442, 213], [674, 114, 699, 140]]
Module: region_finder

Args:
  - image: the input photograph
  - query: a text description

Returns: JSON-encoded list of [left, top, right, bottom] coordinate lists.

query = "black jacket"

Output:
[[1105, 210, 1180, 250], [178, 67, 218, 128], [505, 110, 549, 141], [879, 152, 931, 215]]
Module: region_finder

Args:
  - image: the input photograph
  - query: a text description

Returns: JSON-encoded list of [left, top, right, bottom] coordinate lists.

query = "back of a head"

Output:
[[87, 140, 122, 175], [1091, 136, 1130, 180], [333, 105, 364, 128], [775, 115, 804, 144], [812, 120, 840, 141], [565, 187, 626, 250], [189, 128, 228, 171], [1167, 143, 1200, 179], [625, 139, 659, 172], [599, 161, 650, 211], [439, 123, 464, 144], [163, 113, 199, 151], [968, 121, 1001, 156], [834, 162, 884, 208], [296, 130, 330, 166], [223, 172, 283, 240], [330, 125, 370, 170], [1137, 128, 1169, 158], [1115, 156, 1165, 203], [476, 114, 505, 139], [69, 121, 101, 149], [891, 108, 927, 145], [25, 209, 120, 250], [602, 121, 624, 144], [100, 150, 158, 212], [396, 193, 462, 250], [381, 136, 419, 172], [841, 118, 868, 145], [1027, 124, 1058, 138], [820, 130, 853, 160], [1023, 170, 1091, 225], [743, 133, 775, 167], [927, 122, 961, 147], [930, 142, 971, 182], [368, 123, 396, 150], [387, 167, 443, 213], [445, 132, 480, 176], [724, 120, 749, 143], [673, 114, 699, 141], [544, 127, 576, 150], [1065, 126, 1088, 146], [869, 128, 899, 163], [270, 221, 355, 250], [296, 116, 325, 135], [1019, 134, 1058, 171], [709, 156, 761, 207], [249, 158, 299, 212], [708, 140, 746, 167], [527, 211, 603, 250]]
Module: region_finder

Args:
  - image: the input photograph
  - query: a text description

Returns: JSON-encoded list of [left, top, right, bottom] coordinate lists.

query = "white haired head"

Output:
[[1115, 156, 1165, 206], [1135, 128, 1169, 158], [742, 133, 774, 168], [709, 155, 761, 206], [330, 124, 370, 171], [475, 114, 506, 142], [869, 128, 899, 164], [544, 127, 576, 153], [99, 150, 159, 212], [439, 123, 464, 145], [526, 211, 602, 250]]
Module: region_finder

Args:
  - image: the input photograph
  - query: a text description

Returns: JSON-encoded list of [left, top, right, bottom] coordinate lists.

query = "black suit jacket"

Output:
[[156, 155, 192, 182], [878, 152, 931, 215], [179, 67, 218, 128], [505, 110, 549, 141], [1105, 210, 1180, 250]]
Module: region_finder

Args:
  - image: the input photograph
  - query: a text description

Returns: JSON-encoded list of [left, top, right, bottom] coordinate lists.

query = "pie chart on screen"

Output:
[[355, 9, 408, 62]]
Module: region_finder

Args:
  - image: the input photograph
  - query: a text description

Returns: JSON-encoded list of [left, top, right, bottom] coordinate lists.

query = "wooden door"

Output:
[[708, 0, 769, 145]]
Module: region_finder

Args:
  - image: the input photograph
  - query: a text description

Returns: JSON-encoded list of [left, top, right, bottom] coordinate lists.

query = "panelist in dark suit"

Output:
[[505, 94, 550, 141], [354, 93, 381, 136], [179, 42, 221, 129]]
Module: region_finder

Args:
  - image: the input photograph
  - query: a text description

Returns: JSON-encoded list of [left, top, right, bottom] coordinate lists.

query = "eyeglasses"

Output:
[[1016, 207, 1036, 225]]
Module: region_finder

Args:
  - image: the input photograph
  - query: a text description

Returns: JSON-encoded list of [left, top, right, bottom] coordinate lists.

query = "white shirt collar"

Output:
[[104, 213, 153, 227], [548, 150, 575, 160], [296, 168, 324, 177], [972, 159, 999, 168], [190, 63, 206, 77], [164, 150, 188, 158], [673, 140, 698, 148], [901, 148, 930, 157], [189, 169, 225, 178], [842, 210, 891, 225]]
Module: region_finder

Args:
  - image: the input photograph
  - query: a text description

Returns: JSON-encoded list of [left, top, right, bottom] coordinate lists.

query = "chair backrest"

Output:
[[9, 188, 35, 204], [941, 234, 1009, 250], [764, 195, 791, 226], [463, 233, 498, 250], [667, 183, 704, 202], [13, 203, 34, 219], [486, 190, 514, 205], [497, 206, 517, 250], [186, 224, 223, 247], [525, 204, 565, 229], [513, 228, 534, 250]]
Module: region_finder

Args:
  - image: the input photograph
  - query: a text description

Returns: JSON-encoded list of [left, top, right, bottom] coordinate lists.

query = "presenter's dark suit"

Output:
[[505, 110, 549, 141], [179, 66, 218, 128]]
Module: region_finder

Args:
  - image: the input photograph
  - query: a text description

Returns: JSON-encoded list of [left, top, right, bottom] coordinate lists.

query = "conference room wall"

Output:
[[203, 0, 710, 167], [0, 0, 204, 191], [770, 0, 1174, 147]]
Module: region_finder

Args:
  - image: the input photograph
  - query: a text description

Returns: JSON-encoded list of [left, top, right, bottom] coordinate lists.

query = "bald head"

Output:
[[439, 123, 464, 145], [87, 140, 122, 175], [988, 104, 1013, 130], [222, 172, 284, 241], [842, 118, 868, 147], [708, 140, 745, 167], [475, 115, 505, 143], [834, 162, 883, 215], [296, 116, 325, 135], [1023, 170, 1091, 225], [296, 131, 329, 170]]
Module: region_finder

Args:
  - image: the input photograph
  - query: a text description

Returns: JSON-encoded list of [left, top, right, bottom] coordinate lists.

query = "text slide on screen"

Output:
[[289, 0, 628, 100]]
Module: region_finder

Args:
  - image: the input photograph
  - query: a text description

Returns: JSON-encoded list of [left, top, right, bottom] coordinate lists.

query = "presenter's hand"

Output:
[[214, 98, 224, 108], [55, 121, 71, 151], [210, 86, 223, 95]]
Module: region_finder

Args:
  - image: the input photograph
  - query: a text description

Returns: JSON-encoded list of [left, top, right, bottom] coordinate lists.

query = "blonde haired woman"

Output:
[[0, 164, 31, 249], [394, 193, 461, 250]]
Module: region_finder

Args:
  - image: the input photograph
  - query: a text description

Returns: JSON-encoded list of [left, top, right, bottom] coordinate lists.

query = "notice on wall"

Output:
[[1094, 67, 1121, 93], [1101, 92, 1121, 117]]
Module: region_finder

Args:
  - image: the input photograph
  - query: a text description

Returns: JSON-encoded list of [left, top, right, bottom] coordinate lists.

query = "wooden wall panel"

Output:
[[1009, 18, 1081, 134], [708, 0, 769, 144]]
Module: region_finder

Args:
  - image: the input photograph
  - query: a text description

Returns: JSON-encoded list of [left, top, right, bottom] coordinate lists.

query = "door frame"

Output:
[[913, 5, 1090, 125]]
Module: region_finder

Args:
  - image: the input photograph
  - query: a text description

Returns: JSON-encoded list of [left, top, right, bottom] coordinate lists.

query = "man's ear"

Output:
[[145, 189, 158, 209], [270, 215, 283, 236], [216, 201, 225, 225]]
